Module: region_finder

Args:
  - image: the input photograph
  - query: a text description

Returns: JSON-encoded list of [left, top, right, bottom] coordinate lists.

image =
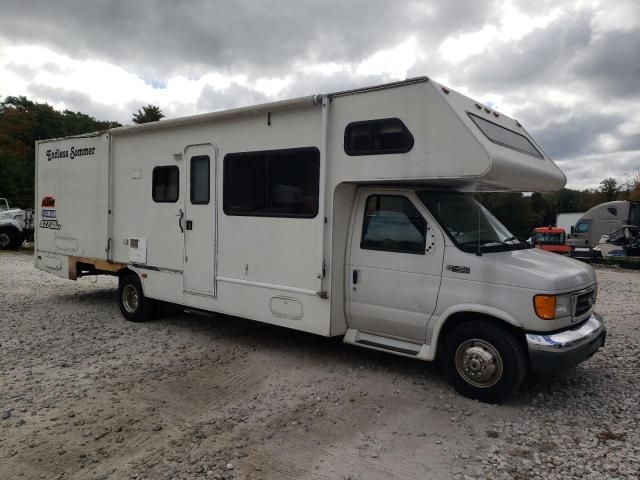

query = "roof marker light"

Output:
[[442, 87, 450, 94], [493, 112, 499, 118], [484, 108, 491, 114], [475, 103, 482, 109]]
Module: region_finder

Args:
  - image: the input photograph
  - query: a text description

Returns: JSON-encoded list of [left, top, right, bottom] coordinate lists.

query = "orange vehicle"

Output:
[[532, 226, 572, 254]]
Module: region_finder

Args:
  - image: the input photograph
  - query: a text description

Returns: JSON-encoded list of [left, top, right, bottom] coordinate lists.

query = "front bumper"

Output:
[[526, 313, 606, 374]]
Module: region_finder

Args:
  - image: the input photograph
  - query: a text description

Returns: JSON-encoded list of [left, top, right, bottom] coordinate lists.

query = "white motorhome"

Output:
[[35, 77, 605, 402]]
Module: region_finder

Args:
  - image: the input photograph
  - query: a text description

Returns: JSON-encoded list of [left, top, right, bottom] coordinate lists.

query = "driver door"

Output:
[[347, 190, 445, 342]]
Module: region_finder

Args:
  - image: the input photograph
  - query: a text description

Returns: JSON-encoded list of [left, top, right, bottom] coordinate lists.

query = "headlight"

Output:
[[533, 294, 571, 320]]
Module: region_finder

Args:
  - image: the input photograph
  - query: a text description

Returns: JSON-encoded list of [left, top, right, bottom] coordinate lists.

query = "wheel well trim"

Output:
[[0, 223, 22, 233], [427, 304, 523, 360], [119, 267, 146, 294]]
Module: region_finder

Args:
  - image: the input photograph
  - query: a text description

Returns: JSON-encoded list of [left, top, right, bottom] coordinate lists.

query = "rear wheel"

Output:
[[118, 273, 155, 322], [442, 320, 527, 403]]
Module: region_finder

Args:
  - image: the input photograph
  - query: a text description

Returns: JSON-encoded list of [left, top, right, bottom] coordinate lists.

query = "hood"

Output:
[[444, 247, 596, 292], [0, 208, 24, 219]]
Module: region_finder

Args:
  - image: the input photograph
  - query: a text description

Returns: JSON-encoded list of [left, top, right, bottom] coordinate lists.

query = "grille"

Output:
[[574, 289, 596, 317]]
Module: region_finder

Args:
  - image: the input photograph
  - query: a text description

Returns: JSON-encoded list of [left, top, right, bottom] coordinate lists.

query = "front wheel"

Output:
[[442, 320, 527, 403], [0, 228, 18, 250], [118, 273, 156, 322]]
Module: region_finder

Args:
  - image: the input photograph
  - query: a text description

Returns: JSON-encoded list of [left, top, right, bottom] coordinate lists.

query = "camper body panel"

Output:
[[110, 105, 331, 336], [35, 133, 110, 259], [34, 133, 111, 277]]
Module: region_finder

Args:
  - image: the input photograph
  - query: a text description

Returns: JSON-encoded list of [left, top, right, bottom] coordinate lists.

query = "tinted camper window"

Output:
[[468, 113, 543, 159], [345, 118, 414, 155], [152, 166, 179, 203], [223, 147, 319, 217]]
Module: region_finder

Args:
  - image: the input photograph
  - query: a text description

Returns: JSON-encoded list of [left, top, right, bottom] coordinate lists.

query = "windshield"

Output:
[[416, 191, 527, 253], [534, 232, 565, 244]]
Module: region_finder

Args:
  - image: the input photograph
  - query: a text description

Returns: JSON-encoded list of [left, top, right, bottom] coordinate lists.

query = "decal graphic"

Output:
[[46, 146, 96, 161], [39, 220, 61, 230], [446, 265, 471, 274], [40, 196, 59, 229], [41, 196, 55, 207]]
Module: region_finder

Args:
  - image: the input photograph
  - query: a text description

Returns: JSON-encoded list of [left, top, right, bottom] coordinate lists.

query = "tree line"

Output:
[[0, 96, 638, 240], [0, 98, 164, 209]]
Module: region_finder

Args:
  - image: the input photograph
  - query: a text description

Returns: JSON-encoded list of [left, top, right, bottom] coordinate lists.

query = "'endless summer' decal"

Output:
[[46, 146, 96, 161]]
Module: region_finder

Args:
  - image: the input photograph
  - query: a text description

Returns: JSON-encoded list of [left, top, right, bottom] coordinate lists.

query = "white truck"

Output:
[[35, 77, 605, 402], [556, 212, 584, 234], [0, 198, 34, 249], [567, 200, 640, 251]]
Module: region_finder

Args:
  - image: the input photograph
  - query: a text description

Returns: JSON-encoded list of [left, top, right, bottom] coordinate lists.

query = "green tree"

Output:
[[599, 177, 621, 202], [0, 96, 120, 208], [624, 168, 640, 202], [132, 104, 164, 124]]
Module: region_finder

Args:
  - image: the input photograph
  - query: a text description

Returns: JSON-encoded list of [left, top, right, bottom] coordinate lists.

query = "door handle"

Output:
[[352, 269, 359, 284], [176, 209, 184, 233]]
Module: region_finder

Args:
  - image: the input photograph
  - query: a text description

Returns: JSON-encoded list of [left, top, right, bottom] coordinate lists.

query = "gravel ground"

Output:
[[1, 250, 638, 480]]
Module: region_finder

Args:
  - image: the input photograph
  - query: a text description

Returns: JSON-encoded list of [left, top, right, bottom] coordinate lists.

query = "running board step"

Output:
[[343, 328, 432, 361]]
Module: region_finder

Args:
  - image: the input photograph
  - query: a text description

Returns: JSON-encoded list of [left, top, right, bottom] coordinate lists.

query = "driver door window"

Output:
[[361, 195, 426, 254]]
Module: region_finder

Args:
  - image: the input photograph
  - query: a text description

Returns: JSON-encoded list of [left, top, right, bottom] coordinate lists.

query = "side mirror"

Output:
[[570, 226, 575, 235]]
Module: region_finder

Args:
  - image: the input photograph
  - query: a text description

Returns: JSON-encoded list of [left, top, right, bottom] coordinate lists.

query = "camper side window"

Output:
[[361, 195, 426, 254], [223, 147, 320, 217], [152, 166, 179, 203], [190, 155, 210, 205], [344, 118, 414, 156]]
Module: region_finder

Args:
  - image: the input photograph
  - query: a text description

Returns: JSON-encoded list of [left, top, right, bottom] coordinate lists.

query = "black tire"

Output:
[[0, 228, 18, 250], [442, 320, 527, 403], [118, 272, 156, 322], [10, 231, 24, 249]]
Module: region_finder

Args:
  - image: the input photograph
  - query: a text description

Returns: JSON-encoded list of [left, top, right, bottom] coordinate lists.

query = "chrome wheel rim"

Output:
[[455, 339, 503, 388], [0, 233, 10, 248], [122, 284, 139, 313]]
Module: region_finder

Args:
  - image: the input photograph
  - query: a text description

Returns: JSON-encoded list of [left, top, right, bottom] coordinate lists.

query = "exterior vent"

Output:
[[128, 237, 147, 263]]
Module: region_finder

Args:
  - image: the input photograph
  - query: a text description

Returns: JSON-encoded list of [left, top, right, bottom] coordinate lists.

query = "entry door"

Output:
[[184, 144, 217, 296], [347, 191, 444, 342]]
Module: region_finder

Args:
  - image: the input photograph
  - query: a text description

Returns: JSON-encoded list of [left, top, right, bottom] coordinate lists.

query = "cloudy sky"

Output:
[[1, 0, 639, 189]]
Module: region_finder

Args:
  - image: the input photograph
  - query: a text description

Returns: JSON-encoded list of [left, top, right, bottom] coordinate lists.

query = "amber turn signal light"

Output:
[[534, 295, 556, 320]]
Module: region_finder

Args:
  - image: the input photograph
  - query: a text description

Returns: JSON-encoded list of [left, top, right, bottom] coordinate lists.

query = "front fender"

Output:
[[0, 218, 24, 232], [426, 304, 523, 359]]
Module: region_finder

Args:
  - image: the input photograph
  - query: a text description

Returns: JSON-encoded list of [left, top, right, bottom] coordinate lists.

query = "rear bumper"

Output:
[[525, 313, 606, 374]]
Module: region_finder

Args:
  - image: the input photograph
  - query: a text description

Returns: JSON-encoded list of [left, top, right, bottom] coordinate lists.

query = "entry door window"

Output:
[[361, 195, 426, 254], [190, 155, 210, 204]]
